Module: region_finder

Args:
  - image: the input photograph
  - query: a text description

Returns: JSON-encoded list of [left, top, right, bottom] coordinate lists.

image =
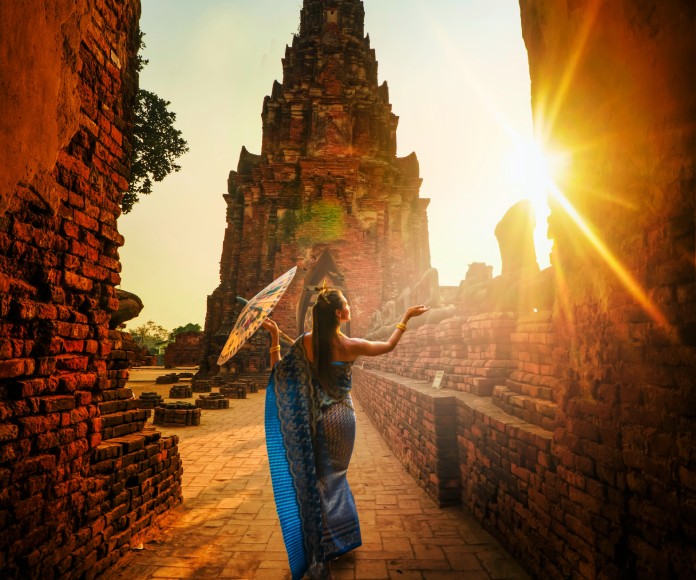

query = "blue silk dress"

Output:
[[265, 336, 362, 579]]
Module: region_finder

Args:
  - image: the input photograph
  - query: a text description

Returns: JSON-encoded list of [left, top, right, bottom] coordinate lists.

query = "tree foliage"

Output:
[[122, 34, 189, 214], [129, 320, 169, 352], [169, 322, 202, 341]]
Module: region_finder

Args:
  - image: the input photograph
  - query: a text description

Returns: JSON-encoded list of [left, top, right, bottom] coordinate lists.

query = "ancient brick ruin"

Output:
[[163, 330, 203, 368], [199, 0, 432, 376], [353, 1, 696, 578], [0, 1, 182, 577], [1, 0, 694, 578]]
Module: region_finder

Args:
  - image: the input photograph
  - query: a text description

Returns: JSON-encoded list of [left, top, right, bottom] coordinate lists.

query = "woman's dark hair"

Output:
[[311, 288, 344, 396]]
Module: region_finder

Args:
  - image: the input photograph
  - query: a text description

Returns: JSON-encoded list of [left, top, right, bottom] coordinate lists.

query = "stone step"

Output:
[[507, 370, 559, 389], [504, 378, 556, 401], [492, 385, 558, 431], [449, 364, 512, 378], [449, 376, 498, 396]]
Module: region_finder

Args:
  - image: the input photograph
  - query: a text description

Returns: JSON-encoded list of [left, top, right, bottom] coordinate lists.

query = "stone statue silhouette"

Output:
[[494, 199, 540, 277]]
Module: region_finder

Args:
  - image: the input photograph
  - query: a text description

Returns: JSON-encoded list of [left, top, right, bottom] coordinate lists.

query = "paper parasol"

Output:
[[217, 266, 297, 366]]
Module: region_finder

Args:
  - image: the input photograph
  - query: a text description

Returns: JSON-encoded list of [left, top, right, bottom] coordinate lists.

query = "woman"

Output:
[[262, 288, 429, 579]]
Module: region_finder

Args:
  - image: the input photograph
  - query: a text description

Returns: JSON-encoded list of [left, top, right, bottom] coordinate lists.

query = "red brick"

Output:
[[0, 424, 19, 443], [72, 210, 99, 231], [0, 359, 26, 379], [17, 414, 62, 437], [40, 396, 76, 413], [56, 355, 89, 372], [80, 262, 108, 281], [63, 271, 93, 293], [63, 221, 80, 239]]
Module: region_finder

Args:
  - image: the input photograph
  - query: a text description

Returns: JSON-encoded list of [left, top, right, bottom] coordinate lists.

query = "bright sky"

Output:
[[119, 0, 552, 332]]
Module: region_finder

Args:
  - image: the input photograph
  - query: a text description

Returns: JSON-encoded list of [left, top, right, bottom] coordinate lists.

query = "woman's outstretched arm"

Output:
[[347, 305, 430, 357], [262, 318, 282, 366]]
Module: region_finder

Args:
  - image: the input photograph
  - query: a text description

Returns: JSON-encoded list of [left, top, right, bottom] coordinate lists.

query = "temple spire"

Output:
[[298, 0, 365, 40], [198, 0, 429, 376]]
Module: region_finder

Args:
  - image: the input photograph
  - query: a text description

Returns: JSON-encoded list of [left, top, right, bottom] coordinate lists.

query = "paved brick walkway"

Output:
[[102, 369, 529, 580]]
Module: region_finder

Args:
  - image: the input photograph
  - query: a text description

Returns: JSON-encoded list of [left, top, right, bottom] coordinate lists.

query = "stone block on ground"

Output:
[[195, 393, 230, 409], [191, 379, 212, 393], [169, 384, 193, 399], [219, 385, 247, 399], [154, 403, 201, 426], [137, 392, 164, 409]]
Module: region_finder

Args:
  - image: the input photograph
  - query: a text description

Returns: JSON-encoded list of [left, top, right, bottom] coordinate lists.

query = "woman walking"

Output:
[[263, 287, 429, 579]]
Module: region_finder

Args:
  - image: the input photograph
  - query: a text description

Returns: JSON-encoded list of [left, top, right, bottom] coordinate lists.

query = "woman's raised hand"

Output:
[[262, 318, 279, 336], [405, 305, 430, 320]]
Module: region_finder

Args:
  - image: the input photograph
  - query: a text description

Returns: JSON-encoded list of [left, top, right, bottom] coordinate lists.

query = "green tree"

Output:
[[169, 322, 202, 341], [129, 320, 169, 353], [122, 33, 189, 214]]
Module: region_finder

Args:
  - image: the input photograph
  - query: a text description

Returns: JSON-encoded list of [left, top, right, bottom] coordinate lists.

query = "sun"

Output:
[[504, 138, 667, 327], [502, 137, 568, 267], [504, 138, 567, 207]]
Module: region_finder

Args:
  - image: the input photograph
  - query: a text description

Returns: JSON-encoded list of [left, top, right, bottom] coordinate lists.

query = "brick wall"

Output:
[[455, 394, 560, 576], [353, 311, 564, 575], [492, 310, 559, 431], [354, 292, 694, 578], [163, 331, 203, 368], [363, 314, 517, 396], [0, 1, 183, 577], [352, 367, 459, 506], [519, 1, 696, 577]]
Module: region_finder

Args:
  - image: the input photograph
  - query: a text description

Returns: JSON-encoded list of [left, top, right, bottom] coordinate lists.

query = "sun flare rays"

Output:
[[432, 8, 668, 327], [546, 182, 669, 327]]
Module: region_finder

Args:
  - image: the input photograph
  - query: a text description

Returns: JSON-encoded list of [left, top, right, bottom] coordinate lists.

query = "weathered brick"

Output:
[[0, 424, 19, 443], [17, 414, 62, 437], [56, 355, 89, 372], [63, 271, 93, 293], [0, 359, 28, 379], [12, 454, 57, 482]]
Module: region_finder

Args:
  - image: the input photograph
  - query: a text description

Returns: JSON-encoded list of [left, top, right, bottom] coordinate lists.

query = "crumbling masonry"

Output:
[[0, 1, 182, 577]]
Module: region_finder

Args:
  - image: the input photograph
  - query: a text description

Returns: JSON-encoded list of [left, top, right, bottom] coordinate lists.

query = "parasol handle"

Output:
[[269, 327, 295, 346]]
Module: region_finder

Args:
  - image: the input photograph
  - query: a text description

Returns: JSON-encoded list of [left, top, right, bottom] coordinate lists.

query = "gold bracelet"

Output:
[[396, 322, 407, 332], [269, 345, 281, 354]]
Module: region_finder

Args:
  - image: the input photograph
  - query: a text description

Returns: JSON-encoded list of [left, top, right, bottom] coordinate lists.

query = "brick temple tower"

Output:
[[199, 0, 432, 375]]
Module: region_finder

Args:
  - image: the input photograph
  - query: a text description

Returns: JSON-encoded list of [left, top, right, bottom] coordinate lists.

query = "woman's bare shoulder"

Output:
[[341, 334, 393, 357], [340, 335, 370, 353]]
